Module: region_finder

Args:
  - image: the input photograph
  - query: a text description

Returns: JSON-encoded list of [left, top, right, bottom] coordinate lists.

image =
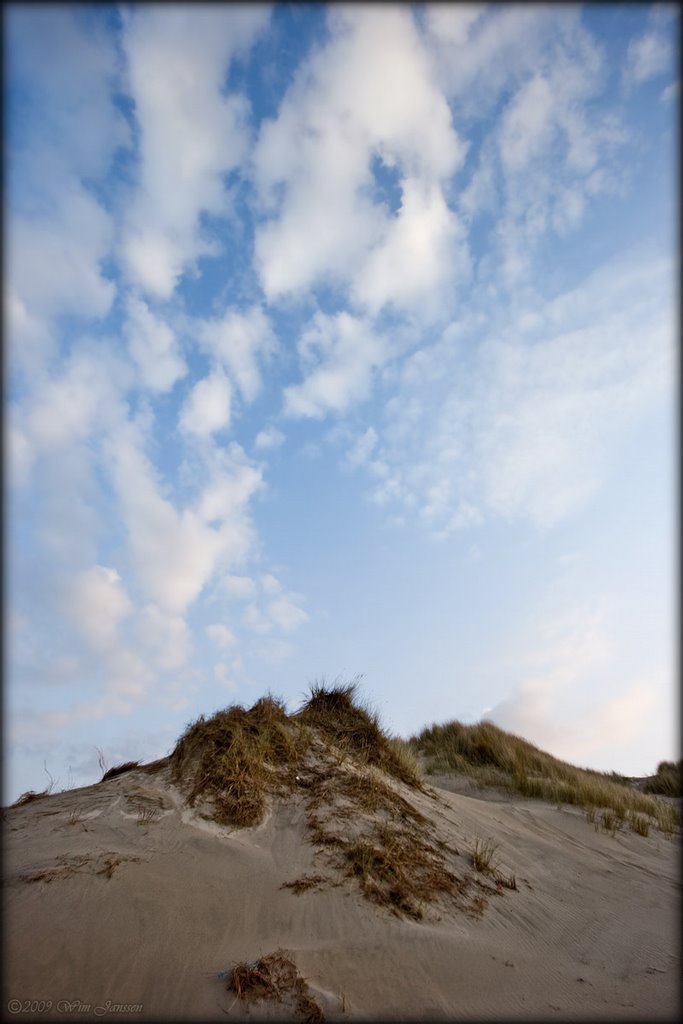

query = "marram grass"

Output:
[[410, 719, 680, 838]]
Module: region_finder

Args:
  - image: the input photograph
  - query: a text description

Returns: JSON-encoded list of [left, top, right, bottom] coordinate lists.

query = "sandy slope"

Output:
[[4, 764, 680, 1021]]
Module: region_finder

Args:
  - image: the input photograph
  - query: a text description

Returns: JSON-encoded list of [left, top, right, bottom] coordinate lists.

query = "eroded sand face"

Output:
[[4, 764, 680, 1021]]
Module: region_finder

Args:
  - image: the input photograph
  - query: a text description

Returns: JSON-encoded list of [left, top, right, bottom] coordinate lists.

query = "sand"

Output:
[[4, 762, 680, 1021]]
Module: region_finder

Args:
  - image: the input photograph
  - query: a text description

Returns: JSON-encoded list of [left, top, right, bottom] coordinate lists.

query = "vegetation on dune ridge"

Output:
[[169, 680, 491, 920], [642, 760, 683, 797], [410, 719, 680, 838], [170, 679, 423, 829]]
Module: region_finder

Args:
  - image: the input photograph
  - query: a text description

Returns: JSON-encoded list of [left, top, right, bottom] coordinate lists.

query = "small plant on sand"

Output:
[[101, 761, 141, 782], [11, 790, 50, 807], [629, 812, 650, 837], [599, 809, 618, 836], [472, 837, 499, 874], [136, 806, 160, 826], [227, 950, 324, 1023]]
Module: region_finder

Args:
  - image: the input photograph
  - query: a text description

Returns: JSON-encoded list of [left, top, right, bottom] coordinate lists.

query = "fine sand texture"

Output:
[[4, 757, 680, 1022]]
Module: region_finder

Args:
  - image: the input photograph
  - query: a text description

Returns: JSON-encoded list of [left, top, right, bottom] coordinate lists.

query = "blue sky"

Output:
[[4, 3, 678, 801]]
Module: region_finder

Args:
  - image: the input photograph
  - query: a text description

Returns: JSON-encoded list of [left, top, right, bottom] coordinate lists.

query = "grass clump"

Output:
[[296, 679, 423, 789], [227, 949, 324, 1023], [411, 719, 681, 838], [101, 760, 141, 782], [472, 837, 499, 874], [340, 822, 460, 920], [11, 790, 50, 807], [643, 760, 682, 797], [171, 694, 305, 827]]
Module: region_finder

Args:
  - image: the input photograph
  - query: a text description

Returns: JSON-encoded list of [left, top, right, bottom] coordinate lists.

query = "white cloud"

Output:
[[105, 420, 263, 615], [267, 595, 309, 633], [344, 427, 379, 469], [120, 5, 270, 298], [499, 75, 555, 171], [253, 5, 466, 313], [124, 296, 187, 393], [626, 22, 674, 85], [254, 426, 285, 451], [241, 574, 309, 635], [8, 186, 116, 374], [284, 312, 388, 419], [24, 345, 129, 454], [7, 423, 34, 489], [660, 79, 679, 103], [242, 604, 272, 634], [352, 178, 469, 317], [206, 623, 237, 650], [65, 566, 132, 651], [179, 368, 233, 437], [222, 575, 258, 600], [423, 4, 486, 47], [487, 600, 656, 768], [6, 8, 127, 375], [351, 249, 675, 534], [133, 604, 190, 671], [197, 306, 277, 403]]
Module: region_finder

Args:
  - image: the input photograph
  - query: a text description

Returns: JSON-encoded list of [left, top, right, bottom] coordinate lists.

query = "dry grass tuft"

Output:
[[170, 694, 305, 827], [472, 837, 499, 874], [340, 823, 460, 920], [643, 760, 682, 797], [136, 806, 160, 826], [101, 761, 141, 782], [227, 949, 324, 1022], [11, 790, 50, 807], [296, 679, 423, 790], [280, 874, 333, 894], [412, 719, 681, 838]]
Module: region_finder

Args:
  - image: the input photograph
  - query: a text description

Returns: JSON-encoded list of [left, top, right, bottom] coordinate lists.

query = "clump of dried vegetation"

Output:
[[170, 693, 307, 827], [170, 679, 492, 920], [411, 719, 681, 838], [227, 949, 324, 1023], [101, 761, 141, 782], [643, 760, 682, 797], [11, 790, 50, 807]]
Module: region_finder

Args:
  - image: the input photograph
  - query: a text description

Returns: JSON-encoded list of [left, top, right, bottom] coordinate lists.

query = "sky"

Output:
[[4, 3, 679, 802]]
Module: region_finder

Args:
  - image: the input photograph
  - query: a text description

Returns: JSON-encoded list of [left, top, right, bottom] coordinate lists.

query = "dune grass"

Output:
[[171, 681, 478, 919], [171, 694, 306, 827], [101, 760, 141, 782], [227, 949, 324, 1022], [411, 719, 680, 838], [295, 679, 424, 789], [11, 789, 50, 807], [643, 760, 682, 797]]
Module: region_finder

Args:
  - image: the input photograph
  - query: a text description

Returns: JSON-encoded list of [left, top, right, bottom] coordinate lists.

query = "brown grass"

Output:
[[227, 949, 324, 1023], [280, 874, 334, 894], [296, 679, 423, 789], [643, 760, 682, 797], [412, 719, 681, 837], [101, 760, 141, 782], [472, 837, 499, 874], [170, 694, 305, 827], [11, 790, 50, 807], [339, 822, 462, 920]]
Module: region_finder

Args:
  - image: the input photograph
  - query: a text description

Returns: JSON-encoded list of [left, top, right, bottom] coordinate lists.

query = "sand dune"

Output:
[[4, 700, 680, 1022]]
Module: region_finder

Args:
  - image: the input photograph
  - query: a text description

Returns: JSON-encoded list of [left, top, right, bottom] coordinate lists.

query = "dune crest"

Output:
[[5, 684, 680, 1020]]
